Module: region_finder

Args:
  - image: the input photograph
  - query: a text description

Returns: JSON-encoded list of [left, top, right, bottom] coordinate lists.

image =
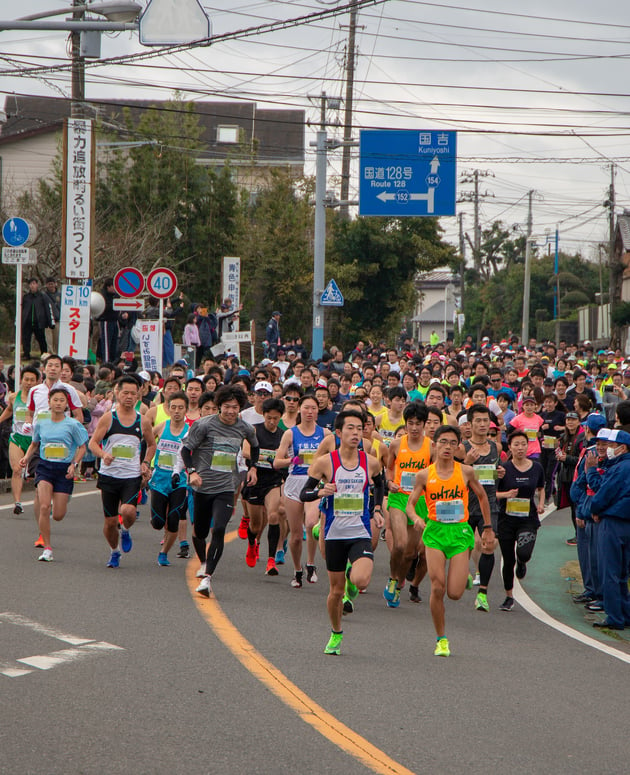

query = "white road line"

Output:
[[0, 612, 94, 645], [17, 642, 123, 671], [514, 506, 630, 665], [0, 664, 32, 678], [0, 488, 99, 512]]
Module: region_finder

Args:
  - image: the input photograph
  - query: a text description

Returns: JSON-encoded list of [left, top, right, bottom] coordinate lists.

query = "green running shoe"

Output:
[[324, 631, 343, 655], [312, 523, 320, 540], [342, 596, 354, 615], [475, 592, 489, 612], [345, 568, 359, 602], [434, 637, 450, 657]]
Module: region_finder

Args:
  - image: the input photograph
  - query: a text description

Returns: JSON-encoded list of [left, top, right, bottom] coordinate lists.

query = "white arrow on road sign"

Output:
[[430, 157, 440, 174], [113, 298, 145, 312], [376, 189, 435, 213]]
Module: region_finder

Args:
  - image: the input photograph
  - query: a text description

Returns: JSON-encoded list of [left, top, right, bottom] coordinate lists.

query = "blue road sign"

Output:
[[320, 279, 344, 307], [359, 130, 456, 217], [114, 267, 145, 298], [2, 217, 30, 247]]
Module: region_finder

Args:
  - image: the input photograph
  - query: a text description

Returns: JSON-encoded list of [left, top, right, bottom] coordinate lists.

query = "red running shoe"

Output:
[[34, 534, 45, 548], [245, 543, 257, 568], [238, 516, 250, 540], [265, 557, 279, 576]]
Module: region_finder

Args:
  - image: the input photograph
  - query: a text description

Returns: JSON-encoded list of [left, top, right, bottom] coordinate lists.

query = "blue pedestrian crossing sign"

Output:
[[359, 130, 457, 217], [320, 279, 344, 307]]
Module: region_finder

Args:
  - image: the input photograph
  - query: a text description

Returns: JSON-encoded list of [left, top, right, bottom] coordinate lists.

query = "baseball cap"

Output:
[[585, 413, 607, 432], [608, 363, 618, 370], [596, 428, 611, 440], [458, 415, 470, 426], [607, 429, 630, 446], [566, 411, 579, 419], [260, 358, 273, 366], [272, 310, 281, 316], [254, 380, 273, 394], [137, 370, 151, 382], [522, 395, 536, 404]]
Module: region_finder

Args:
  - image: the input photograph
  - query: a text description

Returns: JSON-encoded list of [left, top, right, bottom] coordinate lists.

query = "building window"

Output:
[[217, 125, 240, 144]]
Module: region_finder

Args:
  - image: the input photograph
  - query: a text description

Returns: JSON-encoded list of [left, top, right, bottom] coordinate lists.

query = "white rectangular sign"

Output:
[[222, 330, 252, 344], [58, 283, 91, 360], [1, 247, 37, 265], [113, 298, 145, 312], [139, 320, 162, 373], [64, 119, 93, 280], [222, 256, 240, 310]]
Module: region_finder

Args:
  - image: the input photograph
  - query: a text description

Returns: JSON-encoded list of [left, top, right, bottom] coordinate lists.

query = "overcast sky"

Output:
[[1, 0, 629, 264]]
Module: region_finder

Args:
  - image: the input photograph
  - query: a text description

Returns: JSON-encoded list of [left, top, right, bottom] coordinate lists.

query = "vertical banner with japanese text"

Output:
[[140, 321, 162, 373], [221, 257, 240, 310], [62, 118, 94, 280], [58, 282, 91, 360]]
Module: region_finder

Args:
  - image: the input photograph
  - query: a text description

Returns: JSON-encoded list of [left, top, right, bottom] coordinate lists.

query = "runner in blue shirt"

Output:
[[20, 387, 88, 562]]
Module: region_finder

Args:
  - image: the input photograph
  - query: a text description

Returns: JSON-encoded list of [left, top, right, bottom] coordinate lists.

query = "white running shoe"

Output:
[[38, 548, 53, 562], [196, 564, 207, 578], [473, 573, 481, 586], [196, 576, 212, 597]]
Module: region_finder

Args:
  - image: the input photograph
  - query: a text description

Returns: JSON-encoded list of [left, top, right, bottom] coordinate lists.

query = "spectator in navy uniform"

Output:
[[265, 311, 281, 359], [96, 278, 120, 363], [22, 277, 55, 359], [590, 429, 630, 630]]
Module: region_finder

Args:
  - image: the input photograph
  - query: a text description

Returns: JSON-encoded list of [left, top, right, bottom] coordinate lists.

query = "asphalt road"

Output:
[[1, 484, 628, 775]]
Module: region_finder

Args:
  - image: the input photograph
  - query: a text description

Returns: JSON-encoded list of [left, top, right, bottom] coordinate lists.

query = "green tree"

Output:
[[326, 216, 456, 349]]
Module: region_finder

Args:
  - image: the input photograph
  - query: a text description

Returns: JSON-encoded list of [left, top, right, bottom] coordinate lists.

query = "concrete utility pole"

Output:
[[71, 0, 86, 118], [311, 93, 328, 361], [608, 163, 616, 313], [521, 190, 534, 345], [458, 211, 465, 308], [339, 1, 358, 220]]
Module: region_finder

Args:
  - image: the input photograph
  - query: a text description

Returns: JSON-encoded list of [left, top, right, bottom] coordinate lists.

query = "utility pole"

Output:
[[521, 190, 534, 345], [608, 163, 616, 326], [459, 169, 493, 272], [339, 0, 358, 220], [458, 211, 465, 309], [311, 93, 329, 361], [70, 0, 86, 118], [473, 170, 480, 270]]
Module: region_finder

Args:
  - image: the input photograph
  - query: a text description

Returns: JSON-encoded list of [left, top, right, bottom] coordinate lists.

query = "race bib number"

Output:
[[334, 493, 363, 518], [525, 428, 538, 441], [14, 408, 28, 422], [158, 451, 176, 470], [435, 499, 465, 523], [42, 443, 68, 460], [257, 448, 276, 469], [506, 498, 530, 517], [211, 451, 236, 473], [112, 444, 135, 459], [37, 410, 52, 422], [473, 465, 497, 486], [299, 450, 316, 466], [542, 436, 557, 449], [399, 471, 416, 493]]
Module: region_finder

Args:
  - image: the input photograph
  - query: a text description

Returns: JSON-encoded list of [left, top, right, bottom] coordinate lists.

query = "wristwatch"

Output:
[[187, 467, 197, 475]]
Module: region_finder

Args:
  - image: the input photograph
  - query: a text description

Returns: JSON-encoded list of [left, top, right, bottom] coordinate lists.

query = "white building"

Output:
[[411, 268, 459, 345]]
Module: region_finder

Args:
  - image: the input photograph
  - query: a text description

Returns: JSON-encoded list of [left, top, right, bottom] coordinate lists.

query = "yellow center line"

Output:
[[186, 533, 417, 775]]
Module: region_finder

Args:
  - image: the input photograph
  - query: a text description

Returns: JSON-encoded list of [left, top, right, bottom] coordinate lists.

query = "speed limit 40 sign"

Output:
[[147, 267, 177, 299]]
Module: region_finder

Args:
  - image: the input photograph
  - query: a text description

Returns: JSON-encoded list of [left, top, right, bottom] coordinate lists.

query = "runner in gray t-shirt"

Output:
[[182, 385, 259, 597]]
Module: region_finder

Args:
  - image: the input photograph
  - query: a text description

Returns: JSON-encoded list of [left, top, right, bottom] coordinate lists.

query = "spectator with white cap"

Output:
[[589, 428, 630, 630]]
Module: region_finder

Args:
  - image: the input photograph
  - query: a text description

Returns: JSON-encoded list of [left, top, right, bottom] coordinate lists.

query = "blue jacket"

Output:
[[590, 452, 630, 520], [570, 440, 598, 521]]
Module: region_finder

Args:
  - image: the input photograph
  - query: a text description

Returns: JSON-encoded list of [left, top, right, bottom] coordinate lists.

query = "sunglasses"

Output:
[[284, 396, 299, 402], [488, 432, 498, 437]]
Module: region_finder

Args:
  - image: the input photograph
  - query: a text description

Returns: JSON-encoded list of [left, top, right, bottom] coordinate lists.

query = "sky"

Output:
[[0, 0, 629, 266]]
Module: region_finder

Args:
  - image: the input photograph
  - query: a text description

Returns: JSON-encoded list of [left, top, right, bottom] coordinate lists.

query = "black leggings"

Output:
[[498, 521, 537, 591], [150, 488, 188, 533], [192, 491, 234, 576]]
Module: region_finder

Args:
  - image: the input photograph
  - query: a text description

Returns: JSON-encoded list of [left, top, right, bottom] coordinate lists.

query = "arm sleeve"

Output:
[[300, 476, 322, 502], [181, 446, 194, 469], [373, 471, 384, 508]]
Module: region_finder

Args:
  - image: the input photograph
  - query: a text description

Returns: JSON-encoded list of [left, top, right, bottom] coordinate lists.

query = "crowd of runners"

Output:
[[6, 332, 630, 655]]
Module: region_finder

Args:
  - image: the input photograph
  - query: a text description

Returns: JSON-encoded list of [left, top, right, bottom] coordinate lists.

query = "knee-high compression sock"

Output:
[[478, 552, 495, 591]]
